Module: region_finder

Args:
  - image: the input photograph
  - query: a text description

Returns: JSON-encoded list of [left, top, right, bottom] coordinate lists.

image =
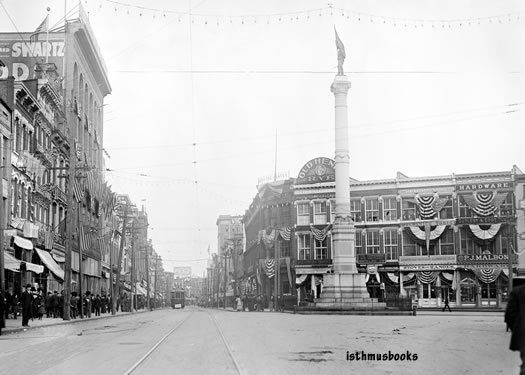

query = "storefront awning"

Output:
[[35, 248, 64, 280], [3, 252, 43, 274], [14, 235, 33, 250], [51, 249, 65, 263], [4, 252, 21, 272], [134, 283, 147, 296]]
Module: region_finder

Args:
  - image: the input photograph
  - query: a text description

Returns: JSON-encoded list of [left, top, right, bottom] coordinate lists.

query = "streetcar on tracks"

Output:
[[171, 289, 185, 309]]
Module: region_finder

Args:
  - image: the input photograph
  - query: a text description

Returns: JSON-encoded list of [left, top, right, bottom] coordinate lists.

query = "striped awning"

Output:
[[35, 248, 64, 280], [14, 235, 33, 250]]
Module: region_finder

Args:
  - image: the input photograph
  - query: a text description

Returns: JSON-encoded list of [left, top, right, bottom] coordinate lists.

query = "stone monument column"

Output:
[[313, 29, 385, 310], [331, 75, 357, 274]]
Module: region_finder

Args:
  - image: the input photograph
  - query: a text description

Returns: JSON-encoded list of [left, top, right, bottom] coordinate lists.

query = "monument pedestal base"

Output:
[[314, 273, 387, 310]]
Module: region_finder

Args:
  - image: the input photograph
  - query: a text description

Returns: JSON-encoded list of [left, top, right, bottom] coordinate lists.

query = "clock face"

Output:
[[315, 165, 327, 176]]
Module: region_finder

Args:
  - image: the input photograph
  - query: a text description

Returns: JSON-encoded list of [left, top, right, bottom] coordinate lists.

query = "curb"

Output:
[[2, 308, 163, 335]]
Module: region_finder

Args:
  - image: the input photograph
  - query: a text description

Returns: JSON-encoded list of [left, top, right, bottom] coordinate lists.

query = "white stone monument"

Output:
[[315, 30, 385, 310]]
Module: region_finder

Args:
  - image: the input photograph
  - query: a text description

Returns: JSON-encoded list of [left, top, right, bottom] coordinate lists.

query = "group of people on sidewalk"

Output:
[[0, 284, 116, 334]]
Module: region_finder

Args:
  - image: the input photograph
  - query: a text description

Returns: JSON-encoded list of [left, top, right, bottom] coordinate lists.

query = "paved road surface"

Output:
[[0, 307, 519, 374]]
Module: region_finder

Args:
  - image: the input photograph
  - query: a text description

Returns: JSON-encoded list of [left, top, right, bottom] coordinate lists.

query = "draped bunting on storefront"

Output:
[[264, 258, 275, 278], [416, 271, 439, 284], [415, 193, 448, 219], [278, 227, 291, 241], [314, 275, 323, 286], [408, 225, 447, 241], [386, 272, 416, 284], [473, 267, 502, 284], [468, 224, 501, 240], [310, 224, 332, 241], [441, 271, 454, 281], [462, 191, 508, 217]]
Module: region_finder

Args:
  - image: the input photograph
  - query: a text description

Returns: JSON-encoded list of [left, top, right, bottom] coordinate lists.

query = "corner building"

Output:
[[292, 157, 522, 309], [242, 157, 523, 309]]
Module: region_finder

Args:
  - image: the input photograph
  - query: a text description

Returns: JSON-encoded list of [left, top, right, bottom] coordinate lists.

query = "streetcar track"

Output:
[[122, 311, 194, 375], [208, 311, 244, 375]]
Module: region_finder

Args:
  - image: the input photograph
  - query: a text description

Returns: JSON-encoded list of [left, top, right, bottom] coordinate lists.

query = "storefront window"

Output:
[[384, 229, 398, 260], [438, 196, 454, 219], [365, 198, 379, 222], [481, 283, 497, 299], [313, 201, 327, 225], [439, 228, 455, 255], [366, 231, 380, 254], [402, 199, 416, 221], [297, 234, 311, 260], [461, 284, 476, 303], [355, 231, 364, 255], [458, 196, 473, 218], [383, 197, 397, 221], [314, 238, 328, 260], [402, 232, 417, 256], [297, 202, 310, 226], [350, 200, 361, 222]]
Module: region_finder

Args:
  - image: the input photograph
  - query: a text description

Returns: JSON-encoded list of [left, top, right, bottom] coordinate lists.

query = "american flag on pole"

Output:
[[86, 170, 95, 195], [30, 15, 48, 42], [73, 179, 84, 203], [79, 225, 88, 253]]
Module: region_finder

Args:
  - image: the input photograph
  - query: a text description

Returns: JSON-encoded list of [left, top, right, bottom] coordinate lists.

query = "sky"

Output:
[[1, 0, 524, 276]]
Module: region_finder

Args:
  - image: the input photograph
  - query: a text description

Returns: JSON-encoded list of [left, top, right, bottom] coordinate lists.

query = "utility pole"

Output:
[[130, 219, 135, 312], [508, 224, 514, 292], [223, 249, 228, 309], [274, 240, 280, 311], [216, 259, 220, 308], [62, 20, 73, 322], [154, 254, 159, 309], [114, 204, 128, 314], [109, 219, 115, 315], [145, 241, 150, 310], [77, 200, 83, 318]]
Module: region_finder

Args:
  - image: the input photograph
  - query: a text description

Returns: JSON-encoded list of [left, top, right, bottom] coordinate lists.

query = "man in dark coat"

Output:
[[50, 291, 58, 318], [505, 284, 525, 374], [20, 284, 33, 327]]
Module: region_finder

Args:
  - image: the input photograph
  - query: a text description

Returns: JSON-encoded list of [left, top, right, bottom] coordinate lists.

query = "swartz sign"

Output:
[[296, 157, 335, 185], [0, 39, 65, 81], [398, 255, 457, 271]]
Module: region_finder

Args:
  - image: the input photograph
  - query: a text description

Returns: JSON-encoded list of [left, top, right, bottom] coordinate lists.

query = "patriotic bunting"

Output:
[[310, 224, 332, 241], [278, 226, 291, 241], [416, 271, 439, 284], [415, 193, 448, 219], [263, 258, 275, 278], [468, 224, 501, 240], [473, 267, 502, 284], [462, 191, 508, 217], [408, 225, 447, 241]]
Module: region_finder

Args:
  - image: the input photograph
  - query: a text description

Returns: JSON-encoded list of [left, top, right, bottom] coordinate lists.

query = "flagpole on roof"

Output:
[[45, 7, 50, 63]]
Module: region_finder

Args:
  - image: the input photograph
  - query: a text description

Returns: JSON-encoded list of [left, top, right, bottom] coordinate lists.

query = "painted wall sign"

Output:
[[400, 264, 457, 271], [296, 157, 335, 185], [357, 253, 386, 264], [456, 181, 512, 192], [0, 38, 65, 81], [456, 216, 513, 225], [457, 254, 517, 264], [400, 219, 456, 227], [399, 255, 456, 265]]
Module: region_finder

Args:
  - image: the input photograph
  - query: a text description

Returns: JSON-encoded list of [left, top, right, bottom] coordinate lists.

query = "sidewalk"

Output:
[[1, 308, 156, 335]]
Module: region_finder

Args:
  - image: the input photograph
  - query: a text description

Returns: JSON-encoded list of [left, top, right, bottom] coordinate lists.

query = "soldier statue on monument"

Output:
[[335, 28, 345, 75]]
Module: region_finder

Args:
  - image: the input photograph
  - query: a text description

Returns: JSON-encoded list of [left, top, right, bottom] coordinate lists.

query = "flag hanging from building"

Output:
[[30, 15, 49, 42], [73, 179, 84, 203], [79, 225, 88, 253]]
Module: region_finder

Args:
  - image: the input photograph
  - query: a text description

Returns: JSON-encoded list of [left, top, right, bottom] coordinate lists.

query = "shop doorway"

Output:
[[419, 283, 438, 307], [481, 282, 497, 307]]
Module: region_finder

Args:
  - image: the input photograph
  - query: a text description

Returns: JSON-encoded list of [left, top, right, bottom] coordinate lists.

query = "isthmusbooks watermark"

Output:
[[346, 351, 419, 361]]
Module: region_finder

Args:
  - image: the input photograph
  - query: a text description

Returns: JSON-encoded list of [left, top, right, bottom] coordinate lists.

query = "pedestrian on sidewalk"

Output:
[[20, 284, 32, 327], [442, 295, 452, 312], [94, 295, 101, 316], [51, 291, 59, 318], [505, 283, 525, 375], [70, 292, 78, 319], [45, 292, 52, 318]]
